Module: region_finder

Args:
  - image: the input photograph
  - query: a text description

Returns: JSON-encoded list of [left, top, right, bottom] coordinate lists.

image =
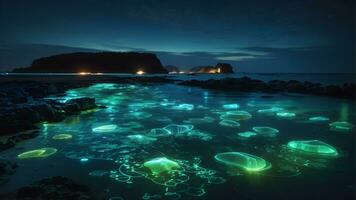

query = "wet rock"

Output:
[[179, 77, 355, 99], [16, 176, 92, 200], [216, 63, 234, 73], [63, 97, 97, 114]]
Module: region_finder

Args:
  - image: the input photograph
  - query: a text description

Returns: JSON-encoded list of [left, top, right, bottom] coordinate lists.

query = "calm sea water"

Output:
[[1, 73, 355, 85], [0, 83, 355, 199]]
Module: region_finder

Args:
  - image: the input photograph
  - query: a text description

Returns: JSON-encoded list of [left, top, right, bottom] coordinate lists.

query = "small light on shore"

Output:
[[79, 72, 90, 75], [136, 70, 145, 75]]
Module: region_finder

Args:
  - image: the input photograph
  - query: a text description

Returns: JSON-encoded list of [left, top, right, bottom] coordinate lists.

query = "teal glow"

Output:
[[238, 131, 257, 138], [215, 152, 271, 172], [220, 110, 252, 121], [276, 112, 296, 118], [171, 104, 194, 111], [80, 158, 89, 162], [148, 128, 172, 137], [92, 124, 118, 133], [219, 120, 240, 127], [222, 104, 240, 110], [252, 126, 279, 137], [287, 140, 338, 157], [309, 116, 330, 122], [52, 134, 72, 140], [127, 134, 157, 144], [144, 157, 180, 175], [329, 121, 354, 132], [163, 124, 194, 135], [258, 107, 284, 114]]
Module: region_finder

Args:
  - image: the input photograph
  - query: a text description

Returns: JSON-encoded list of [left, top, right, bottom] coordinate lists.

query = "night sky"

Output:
[[0, 0, 354, 72]]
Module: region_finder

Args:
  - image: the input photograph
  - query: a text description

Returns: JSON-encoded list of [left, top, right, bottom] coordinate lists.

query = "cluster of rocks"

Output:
[[15, 176, 92, 200], [179, 77, 355, 99], [189, 63, 234, 74], [0, 82, 99, 150]]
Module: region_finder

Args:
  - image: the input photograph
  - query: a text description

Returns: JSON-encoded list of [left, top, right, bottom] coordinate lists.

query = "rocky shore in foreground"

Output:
[[179, 77, 355, 99], [0, 75, 354, 152], [0, 76, 175, 151]]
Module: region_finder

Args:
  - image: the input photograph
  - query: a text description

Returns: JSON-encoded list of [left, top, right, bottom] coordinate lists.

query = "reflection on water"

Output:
[[0, 83, 355, 199]]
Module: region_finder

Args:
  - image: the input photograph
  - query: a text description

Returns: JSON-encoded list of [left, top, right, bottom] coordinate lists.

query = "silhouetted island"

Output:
[[12, 52, 168, 74], [189, 63, 234, 74]]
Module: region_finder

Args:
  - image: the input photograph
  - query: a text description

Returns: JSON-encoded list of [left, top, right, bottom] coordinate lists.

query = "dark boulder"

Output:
[[216, 63, 234, 73], [63, 97, 97, 114]]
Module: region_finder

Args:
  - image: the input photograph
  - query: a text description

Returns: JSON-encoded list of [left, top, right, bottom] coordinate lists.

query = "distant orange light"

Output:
[[136, 70, 145, 75], [79, 72, 90, 75]]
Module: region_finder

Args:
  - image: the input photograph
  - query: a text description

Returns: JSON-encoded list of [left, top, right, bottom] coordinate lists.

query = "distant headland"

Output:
[[12, 52, 168, 74], [11, 51, 235, 74]]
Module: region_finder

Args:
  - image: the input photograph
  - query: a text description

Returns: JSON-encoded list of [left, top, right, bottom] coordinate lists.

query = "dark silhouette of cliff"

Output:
[[12, 52, 168, 73], [189, 63, 234, 74]]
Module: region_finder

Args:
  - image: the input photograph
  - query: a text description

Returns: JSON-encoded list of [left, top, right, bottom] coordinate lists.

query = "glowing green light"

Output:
[[329, 121, 354, 132], [252, 126, 279, 137], [52, 134, 72, 140], [171, 104, 194, 111], [220, 111, 252, 121], [219, 120, 240, 127], [237, 131, 257, 138], [17, 148, 57, 159], [258, 107, 284, 114], [183, 116, 215, 124], [127, 134, 157, 144], [214, 152, 271, 172], [80, 158, 89, 162], [222, 104, 240, 110], [276, 112, 296, 118], [163, 124, 194, 135], [144, 157, 180, 175], [148, 128, 172, 137], [309, 116, 330, 122], [287, 140, 338, 157], [92, 124, 118, 133]]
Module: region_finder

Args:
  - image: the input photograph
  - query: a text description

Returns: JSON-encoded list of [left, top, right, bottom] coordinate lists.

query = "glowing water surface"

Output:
[[0, 83, 354, 200]]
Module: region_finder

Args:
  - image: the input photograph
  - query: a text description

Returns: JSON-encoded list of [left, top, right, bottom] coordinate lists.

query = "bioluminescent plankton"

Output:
[[214, 152, 271, 172], [163, 124, 194, 135], [148, 128, 172, 137], [257, 107, 284, 114], [252, 126, 279, 137], [222, 104, 240, 110], [309, 116, 330, 122], [144, 157, 180, 175], [276, 112, 296, 118], [219, 119, 240, 127], [237, 131, 257, 138], [171, 103, 194, 111], [183, 116, 215, 124], [92, 124, 118, 133], [220, 110, 252, 121], [287, 140, 338, 157], [52, 133, 72, 140], [126, 134, 157, 144], [17, 148, 57, 159], [329, 121, 354, 132]]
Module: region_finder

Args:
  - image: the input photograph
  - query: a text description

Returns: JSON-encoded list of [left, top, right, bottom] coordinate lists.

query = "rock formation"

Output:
[[13, 52, 168, 73]]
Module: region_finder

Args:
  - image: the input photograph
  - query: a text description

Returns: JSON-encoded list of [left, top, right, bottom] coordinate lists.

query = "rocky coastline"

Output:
[[179, 76, 355, 99]]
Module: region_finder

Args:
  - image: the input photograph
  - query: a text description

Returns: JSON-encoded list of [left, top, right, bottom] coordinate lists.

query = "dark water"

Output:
[[2, 72, 355, 85], [0, 83, 355, 199]]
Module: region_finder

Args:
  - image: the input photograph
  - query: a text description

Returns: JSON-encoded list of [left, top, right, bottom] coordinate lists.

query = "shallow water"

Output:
[[0, 83, 355, 199]]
